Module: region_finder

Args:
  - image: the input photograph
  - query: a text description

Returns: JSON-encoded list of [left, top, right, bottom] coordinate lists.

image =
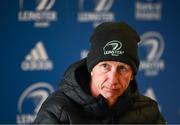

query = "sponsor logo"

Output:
[[135, 0, 162, 21], [103, 40, 124, 56], [144, 87, 157, 101], [80, 49, 89, 59], [21, 41, 53, 71], [16, 82, 54, 124], [78, 0, 115, 27], [139, 31, 165, 76], [18, 0, 58, 28]]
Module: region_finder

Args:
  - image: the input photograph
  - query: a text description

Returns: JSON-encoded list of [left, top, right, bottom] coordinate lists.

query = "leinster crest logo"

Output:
[[103, 40, 124, 56]]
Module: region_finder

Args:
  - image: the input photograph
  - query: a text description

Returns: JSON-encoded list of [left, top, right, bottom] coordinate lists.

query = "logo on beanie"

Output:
[[103, 40, 124, 56]]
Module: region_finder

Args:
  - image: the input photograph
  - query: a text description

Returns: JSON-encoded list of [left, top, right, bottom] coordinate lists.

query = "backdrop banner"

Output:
[[0, 0, 179, 124]]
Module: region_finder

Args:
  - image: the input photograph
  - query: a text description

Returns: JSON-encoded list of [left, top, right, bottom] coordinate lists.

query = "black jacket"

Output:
[[34, 59, 166, 124]]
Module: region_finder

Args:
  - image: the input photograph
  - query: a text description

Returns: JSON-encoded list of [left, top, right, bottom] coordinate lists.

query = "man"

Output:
[[34, 22, 166, 124]]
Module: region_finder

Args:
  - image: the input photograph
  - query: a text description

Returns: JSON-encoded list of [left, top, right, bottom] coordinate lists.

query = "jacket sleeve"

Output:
[[33, 91, 69, 124]]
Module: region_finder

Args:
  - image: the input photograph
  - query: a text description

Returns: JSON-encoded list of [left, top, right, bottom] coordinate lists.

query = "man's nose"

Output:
[[108, 70, 119, 87]]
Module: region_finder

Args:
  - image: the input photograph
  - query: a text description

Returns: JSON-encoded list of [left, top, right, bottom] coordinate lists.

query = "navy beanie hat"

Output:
[[86, 22, 140, 74]]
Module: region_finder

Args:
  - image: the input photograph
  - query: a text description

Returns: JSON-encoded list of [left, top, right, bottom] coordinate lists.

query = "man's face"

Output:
[[90, 61, 134, 104]]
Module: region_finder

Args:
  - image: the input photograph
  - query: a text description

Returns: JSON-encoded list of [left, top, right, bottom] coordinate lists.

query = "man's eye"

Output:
[[102, 63, 108, 68], [119, 65, 128, 72], [101, 63, 110, 70]]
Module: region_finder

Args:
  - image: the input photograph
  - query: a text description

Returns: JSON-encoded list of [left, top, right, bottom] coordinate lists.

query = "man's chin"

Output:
[[101, 90, 123, 100], [102, 92, 118, 99]]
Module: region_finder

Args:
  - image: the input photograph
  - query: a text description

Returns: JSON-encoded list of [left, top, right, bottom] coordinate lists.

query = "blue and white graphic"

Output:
[[21, 41, 53, 71], [16, 82, 54, 124], [139, 31, 165, 76], [135, 0, 162, 21], [78, 0, 115, 27], [18, 0, 58, 28], [80, 49, 89, 59]]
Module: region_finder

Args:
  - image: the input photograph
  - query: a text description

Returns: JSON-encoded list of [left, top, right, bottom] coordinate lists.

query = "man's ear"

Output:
[[90, 71, 93, 76], [130, 75, 134, 81]]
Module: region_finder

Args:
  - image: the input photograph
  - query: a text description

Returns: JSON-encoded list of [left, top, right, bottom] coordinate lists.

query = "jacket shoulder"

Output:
[[34, 90, 72, 124], [134, 95, 158, 106], [129, 95, 166, 124], [131, 95, 160, 114]]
